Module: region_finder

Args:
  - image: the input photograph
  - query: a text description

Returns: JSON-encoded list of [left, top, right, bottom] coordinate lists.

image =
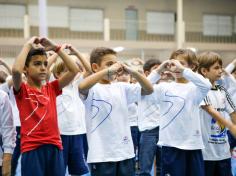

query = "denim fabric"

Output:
[[139, 126, 161, 176]]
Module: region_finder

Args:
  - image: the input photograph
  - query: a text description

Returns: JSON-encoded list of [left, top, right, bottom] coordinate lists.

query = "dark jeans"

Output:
[[139, 126, 161, 176], [161, 147, 204, 176], [11, 126, 21, 176], [204, 159, 232, 176], [90, 158, 135, 176], [131, 126, 140, 160]]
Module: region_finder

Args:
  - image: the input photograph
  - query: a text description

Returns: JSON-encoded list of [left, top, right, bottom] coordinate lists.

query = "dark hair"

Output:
[[197, 51, 222, 76], [170, 49, 199, 72], [0, 71, 8, 83], [143, 59, 162, 72], [25, 48, 47, 67], [90, 47, 116, 65]]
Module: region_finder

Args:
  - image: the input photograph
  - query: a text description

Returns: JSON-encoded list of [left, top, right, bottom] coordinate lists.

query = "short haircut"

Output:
[[170, 49, 198, 72], [25, 48, 47, 67], [90, 47, 116, 65], [0, 71, 8, 83], [52, 60, 66, 78], [143, 59, 162, 72], [197, 51, 222, 76]]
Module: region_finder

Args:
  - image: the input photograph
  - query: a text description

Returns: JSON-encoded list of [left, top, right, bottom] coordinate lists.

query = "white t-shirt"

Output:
[[145, 68, 211, 150], [53, 75, 86, 135], [200, 85, 235, 161], [128, 103, 138, 127], [0, 82, 20, 127], [0, 90, 15, 166], [83, 82, 141, 163], [138, 98, 160, 132]]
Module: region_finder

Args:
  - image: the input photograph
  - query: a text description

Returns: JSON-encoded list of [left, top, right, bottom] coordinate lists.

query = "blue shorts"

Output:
[[61, 134, 89, 175], [204, 159, 232, 176], [21, 144, 65, 176], [161, 146, 204, 176], [90, 158, 135, 176]]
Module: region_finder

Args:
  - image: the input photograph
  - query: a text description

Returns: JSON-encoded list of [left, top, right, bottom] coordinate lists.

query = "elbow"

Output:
[[143, 86, 154, 95]]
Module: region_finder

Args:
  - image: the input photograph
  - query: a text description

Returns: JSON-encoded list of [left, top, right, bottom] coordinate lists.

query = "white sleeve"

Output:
[[123, 83, 142, 105], [147, 71, 161, 84], [0, 82, 10, 94], [183, 68, 211, 101], [219, 86, 236, 114], [225, 63, 235, 74], [0, 92, 16, 154], [221, 74, 236, 90]]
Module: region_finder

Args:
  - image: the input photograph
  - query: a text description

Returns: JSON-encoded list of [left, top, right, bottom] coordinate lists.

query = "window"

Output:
[[0, 4, 25, 29], [69, 8, 103, 32], [203, 14, 232, 36], [146, 12, 175, 35], [28, 5, 69, 27]]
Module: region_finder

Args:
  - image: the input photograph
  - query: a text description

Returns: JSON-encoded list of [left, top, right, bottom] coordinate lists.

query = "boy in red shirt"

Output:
[[12, 37, 78, 176]]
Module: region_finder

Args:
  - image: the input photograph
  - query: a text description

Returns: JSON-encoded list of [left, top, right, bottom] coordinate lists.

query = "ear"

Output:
[[23, 66, 28, 75], [144, 71, 150, 76], [91, 63, 99, 73], [200, 67, 208, 76]]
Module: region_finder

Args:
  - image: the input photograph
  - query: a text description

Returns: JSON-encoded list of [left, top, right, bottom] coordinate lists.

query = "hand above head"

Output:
[[39, 37, 58, 51], [25, 36, 40, 48], [155, 60, 171, 75]]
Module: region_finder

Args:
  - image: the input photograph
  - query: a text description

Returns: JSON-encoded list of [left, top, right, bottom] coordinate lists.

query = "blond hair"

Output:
[[52, 59, 66, 78]]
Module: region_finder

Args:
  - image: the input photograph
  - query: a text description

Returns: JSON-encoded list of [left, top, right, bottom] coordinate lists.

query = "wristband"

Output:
[[55, 45, 61, 53]]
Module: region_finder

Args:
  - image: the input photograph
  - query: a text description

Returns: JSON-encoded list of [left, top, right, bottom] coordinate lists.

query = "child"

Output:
[[198, 51, 236, 176], [138, 58, 162, 176], [12, 36, 78, 176], [145, 49, 211, 176], [79, 47, 153, 176], [51, 45, 91, 176], [0, 59, 21, 176], [0, 90, 15, 176]]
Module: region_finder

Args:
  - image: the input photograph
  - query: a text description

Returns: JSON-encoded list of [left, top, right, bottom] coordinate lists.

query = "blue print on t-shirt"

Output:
[[90, 99, 112, 133], [161, 91, 185, 130]]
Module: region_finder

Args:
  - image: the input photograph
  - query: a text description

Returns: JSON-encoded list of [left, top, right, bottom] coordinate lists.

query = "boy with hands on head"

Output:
[[145, 49, 211, 176], [12, 36, 78, 176], [79, 47, 153, 176]]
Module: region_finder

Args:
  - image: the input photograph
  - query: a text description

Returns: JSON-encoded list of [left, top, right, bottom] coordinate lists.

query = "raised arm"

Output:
[[67, 45, 92, 78], [122, 64, 153, 95], [12, 36, 40, 92], [79, 62, 123, 96], [225, 59, 236, 74], [40, 38, 79, 90]]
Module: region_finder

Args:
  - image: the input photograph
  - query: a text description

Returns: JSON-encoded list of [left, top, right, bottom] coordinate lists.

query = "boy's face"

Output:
[[203, 61, 223, 82], [25, 55, 48, 82], [92, 54, 117, 82]]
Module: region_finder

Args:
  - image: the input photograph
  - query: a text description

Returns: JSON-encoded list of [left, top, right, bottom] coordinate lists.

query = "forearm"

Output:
[[183, 68, 211, 93], [12, 43, 31, 73], [147, 70, 161, 84], [57, 49, 78, 74], [79, 69, 108, 92], [47, 52, 58, 69], [204, 106, 233, 130], [131, 70, 153, 95], [75, 52, 92, 74]]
